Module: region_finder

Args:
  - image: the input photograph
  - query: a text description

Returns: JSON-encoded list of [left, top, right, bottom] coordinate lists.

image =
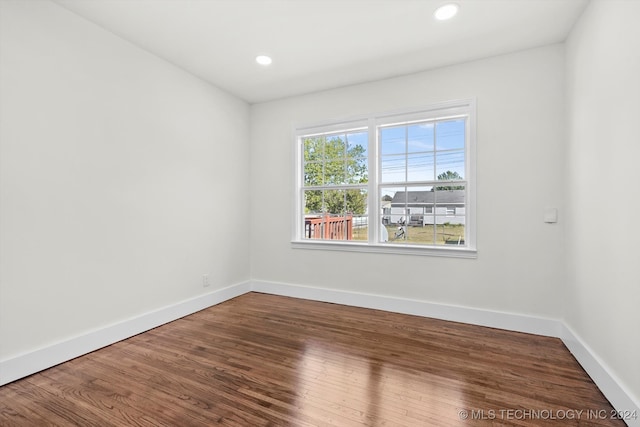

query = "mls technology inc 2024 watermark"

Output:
[[457, 408, 638, 422]]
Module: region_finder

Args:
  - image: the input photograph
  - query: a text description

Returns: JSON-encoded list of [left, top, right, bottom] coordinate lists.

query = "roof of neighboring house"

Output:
[[391, 190, 465, 206]]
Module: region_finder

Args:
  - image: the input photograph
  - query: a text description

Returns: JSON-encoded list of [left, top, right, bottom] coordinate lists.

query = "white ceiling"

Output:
[[53, 0, 589, 104]]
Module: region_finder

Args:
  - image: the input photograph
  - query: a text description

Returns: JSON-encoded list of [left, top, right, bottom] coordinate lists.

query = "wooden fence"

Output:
[[305, 214, 353, 240]]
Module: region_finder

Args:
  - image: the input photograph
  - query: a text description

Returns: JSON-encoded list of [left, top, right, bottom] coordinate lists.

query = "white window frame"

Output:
[[292, 99, 476, 258]]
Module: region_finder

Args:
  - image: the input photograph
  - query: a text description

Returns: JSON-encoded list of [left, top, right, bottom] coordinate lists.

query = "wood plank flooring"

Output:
[[0, 292, 625, 426]]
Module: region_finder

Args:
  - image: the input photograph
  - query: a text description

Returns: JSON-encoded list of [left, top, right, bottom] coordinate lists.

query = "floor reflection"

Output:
[[293, 338, 464, 426]]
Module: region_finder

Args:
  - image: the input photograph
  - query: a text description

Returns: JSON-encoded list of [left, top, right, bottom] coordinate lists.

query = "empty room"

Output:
[[0, 0, 638, 425]]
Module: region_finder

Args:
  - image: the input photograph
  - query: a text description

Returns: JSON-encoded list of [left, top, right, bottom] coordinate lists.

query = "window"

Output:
[[301, 129, 369, 242], [294, 99, 476, 257]]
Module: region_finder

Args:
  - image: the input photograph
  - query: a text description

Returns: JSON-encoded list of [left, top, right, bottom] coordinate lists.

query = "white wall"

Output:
[[250, 45, 566, 319], [566, 0, 640, 407], [0, 0, 250, 361]]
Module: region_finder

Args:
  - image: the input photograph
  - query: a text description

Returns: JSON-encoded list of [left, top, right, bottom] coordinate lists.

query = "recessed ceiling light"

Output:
[[255, 55, 272, 66], [434, 3, 459, 21]]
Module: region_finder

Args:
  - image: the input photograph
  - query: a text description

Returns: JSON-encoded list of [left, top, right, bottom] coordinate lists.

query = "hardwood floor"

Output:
[[0, 292, 625, 426]]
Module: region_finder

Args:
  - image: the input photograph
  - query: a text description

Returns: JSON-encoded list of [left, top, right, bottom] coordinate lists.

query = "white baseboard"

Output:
[[251, 279, 639, 426], [561, 324, 640, 427], [250, 280, 561, 337], [0, 281, 250, 386]]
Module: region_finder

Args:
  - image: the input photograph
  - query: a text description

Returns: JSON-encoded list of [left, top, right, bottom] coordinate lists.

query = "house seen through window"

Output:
[[295, 100, 476, 255]]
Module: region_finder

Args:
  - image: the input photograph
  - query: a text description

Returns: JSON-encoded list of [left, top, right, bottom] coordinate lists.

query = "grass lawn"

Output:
[[351, 224, 465, 245]]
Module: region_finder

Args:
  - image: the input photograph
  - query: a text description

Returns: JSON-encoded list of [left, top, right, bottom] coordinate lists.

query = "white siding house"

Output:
[[384, 190, 465, 226]]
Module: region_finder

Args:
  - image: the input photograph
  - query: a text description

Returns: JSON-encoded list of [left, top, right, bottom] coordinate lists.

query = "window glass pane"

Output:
[[381, 155, 405, 183], [436, 119, 465, 151], [434, 185, 466, 245], [345, 157, 368, 184], [381, 186, 405, 242], [380, 187, 397, 241], [302, 131, 368, 187], [435, 221, 466, 245], [304, 189, 367, 241], [324, 160, 346, 185], [303, 135, 326, 186], [303, 190, 323, 240], [324, 134, 347, 161], [407, 152, 435, 182], [407, 122, 434, 153], [435, 149, 465, 180], [345, 188, 367, 216], [404, 186, 434, 245], [303, 162, 323, 186], [303, 190, 323, 215], [322, 189, 346, 241], [383, 186, 437, 245], [347, 131, 368, 159], [324, 189, 345, 214], [349, 189, 368, 241], [303, 136, 324, 162], [380, 126, 406, 155]]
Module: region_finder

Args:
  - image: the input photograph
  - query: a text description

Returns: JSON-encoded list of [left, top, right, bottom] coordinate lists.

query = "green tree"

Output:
[[304, 135, 368, 214], [435, 170, 465, 190]]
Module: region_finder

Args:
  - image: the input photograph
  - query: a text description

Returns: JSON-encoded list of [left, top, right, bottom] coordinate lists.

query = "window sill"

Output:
[[291, 240, 477, 258]]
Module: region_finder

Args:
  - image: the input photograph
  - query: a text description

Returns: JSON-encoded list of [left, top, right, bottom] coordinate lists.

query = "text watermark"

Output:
[[458, 408, 638, 422]]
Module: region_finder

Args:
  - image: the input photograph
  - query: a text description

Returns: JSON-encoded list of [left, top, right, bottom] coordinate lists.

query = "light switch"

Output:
[[544, 207, 558, 223]]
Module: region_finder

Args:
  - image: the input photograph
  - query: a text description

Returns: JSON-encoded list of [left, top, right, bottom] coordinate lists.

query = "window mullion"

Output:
[[432, 121, 438, 243], [368, 118, 378, 244], [404, 125, 409, 183]]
